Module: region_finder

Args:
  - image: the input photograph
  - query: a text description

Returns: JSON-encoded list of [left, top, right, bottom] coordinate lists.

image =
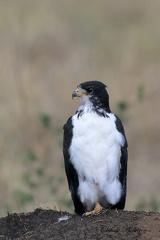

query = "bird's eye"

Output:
[[87, 87, 93, 93]]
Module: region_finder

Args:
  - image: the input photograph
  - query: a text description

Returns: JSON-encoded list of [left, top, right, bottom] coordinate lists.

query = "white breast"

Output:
[[69, 111, 125, 206]]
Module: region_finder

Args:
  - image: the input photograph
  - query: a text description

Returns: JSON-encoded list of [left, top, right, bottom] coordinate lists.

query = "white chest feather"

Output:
[[69, 111, 124, 182], [69, 111, 125, 206]]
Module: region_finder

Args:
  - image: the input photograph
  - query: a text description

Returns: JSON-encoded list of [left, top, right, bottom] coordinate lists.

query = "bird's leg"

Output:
[[83, 202, 104, 217]]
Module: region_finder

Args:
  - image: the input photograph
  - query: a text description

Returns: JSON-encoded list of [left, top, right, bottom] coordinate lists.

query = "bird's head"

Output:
[[72, 81, 111, 112]]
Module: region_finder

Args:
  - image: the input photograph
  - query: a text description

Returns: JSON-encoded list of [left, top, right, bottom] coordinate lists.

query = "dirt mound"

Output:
[[0, 209, 159, 240]]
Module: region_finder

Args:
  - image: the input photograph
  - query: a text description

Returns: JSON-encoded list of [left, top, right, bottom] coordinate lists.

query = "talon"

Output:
[[82, 202, 104, 217]]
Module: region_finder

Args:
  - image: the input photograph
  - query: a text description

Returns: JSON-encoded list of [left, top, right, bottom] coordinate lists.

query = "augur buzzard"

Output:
[[63, 81, 128, 216]]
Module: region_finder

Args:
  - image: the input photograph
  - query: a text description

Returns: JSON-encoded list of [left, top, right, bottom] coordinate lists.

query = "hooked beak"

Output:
[[72, 87, 87, 99], [72, 90, 78, 99]]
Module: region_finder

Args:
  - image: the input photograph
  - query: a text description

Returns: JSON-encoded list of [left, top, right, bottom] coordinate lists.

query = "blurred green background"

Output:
[[0, 0, 160, 216]]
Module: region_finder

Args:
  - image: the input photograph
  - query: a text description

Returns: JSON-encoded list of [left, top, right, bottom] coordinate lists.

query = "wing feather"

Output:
[[111, 115, 128, 209], [63, 117, 85, 214]]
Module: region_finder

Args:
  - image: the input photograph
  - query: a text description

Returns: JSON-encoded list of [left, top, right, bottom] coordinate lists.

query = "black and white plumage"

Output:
[[63, 81, 128, 216]]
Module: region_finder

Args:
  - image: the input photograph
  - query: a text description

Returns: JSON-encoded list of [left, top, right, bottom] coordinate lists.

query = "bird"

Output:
[[63, 80, 128, 216]]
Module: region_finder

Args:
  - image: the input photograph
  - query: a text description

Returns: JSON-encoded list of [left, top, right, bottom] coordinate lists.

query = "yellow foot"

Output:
[[83, 202, 104, 217]]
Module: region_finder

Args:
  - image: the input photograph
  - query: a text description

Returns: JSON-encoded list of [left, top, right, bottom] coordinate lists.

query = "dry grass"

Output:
[[0, 0, 160, 216]]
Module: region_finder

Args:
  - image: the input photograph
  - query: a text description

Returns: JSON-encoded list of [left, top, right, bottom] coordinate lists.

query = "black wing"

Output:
[[111, 115, 128, 210], [63, 117, 85, 214]]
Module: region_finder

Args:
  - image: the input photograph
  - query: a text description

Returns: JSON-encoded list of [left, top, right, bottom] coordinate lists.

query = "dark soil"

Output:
[[0, 209, 160, 240]]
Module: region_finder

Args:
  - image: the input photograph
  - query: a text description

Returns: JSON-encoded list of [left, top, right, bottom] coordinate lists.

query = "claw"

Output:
[[82, 202, 104, 217]]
